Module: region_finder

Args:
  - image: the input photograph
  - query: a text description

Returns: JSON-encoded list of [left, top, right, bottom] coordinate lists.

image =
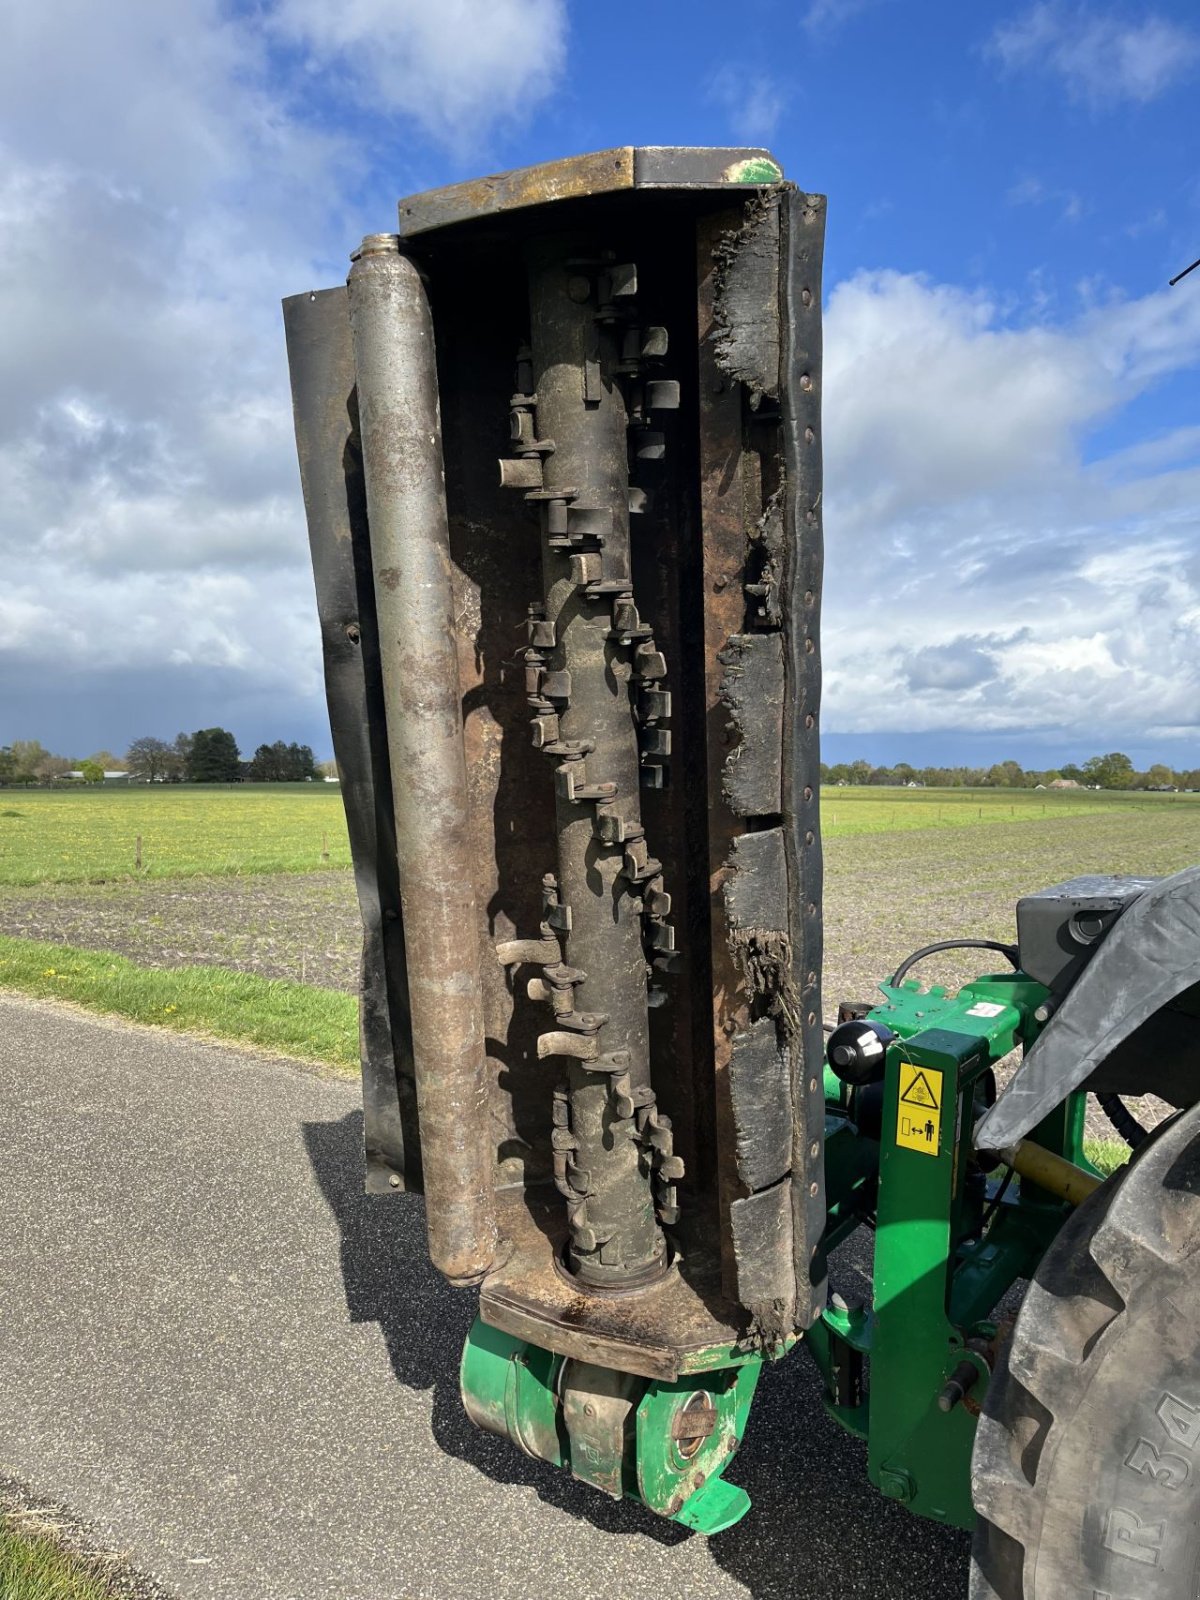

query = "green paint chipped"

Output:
[[724, 156, 784, 185]]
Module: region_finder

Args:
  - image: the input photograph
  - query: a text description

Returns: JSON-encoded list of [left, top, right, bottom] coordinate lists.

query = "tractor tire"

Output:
[[970, 1102, 1200, 1599]]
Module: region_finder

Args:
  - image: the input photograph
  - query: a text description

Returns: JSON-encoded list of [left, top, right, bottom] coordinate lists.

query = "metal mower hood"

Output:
[[976, 863, 1200, 1151]]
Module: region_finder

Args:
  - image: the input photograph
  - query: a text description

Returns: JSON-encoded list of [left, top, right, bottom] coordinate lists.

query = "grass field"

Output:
[[0, 784, 350, 885], [822, 783, 1200, 836], [2, 783, 1197, 888]]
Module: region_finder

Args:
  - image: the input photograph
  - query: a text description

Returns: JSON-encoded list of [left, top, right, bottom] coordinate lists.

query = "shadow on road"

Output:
[[303, 1109, 970, 1599], [301, 1110, 687, 1548]]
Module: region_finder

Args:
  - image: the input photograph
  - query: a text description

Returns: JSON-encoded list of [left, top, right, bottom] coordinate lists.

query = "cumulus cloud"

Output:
[[822, 270, 1200, 749], [269, 0, 567, 153], [989, 4, 1200, 105], [706, 66, 787, 143], [0, 0, 566, 753]]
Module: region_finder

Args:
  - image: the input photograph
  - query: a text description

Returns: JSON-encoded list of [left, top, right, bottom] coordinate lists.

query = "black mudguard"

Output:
[[976, 864, 1200, 1151]]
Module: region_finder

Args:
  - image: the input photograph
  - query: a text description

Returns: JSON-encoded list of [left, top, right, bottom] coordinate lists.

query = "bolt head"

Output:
[[880, 1470, 914, 1503]]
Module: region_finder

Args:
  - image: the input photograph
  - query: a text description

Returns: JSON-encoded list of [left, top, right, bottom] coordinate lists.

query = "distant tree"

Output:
[[288, 742, 317, 781], [36, 755, 73, 782], [186, 727, 241, 783], [127, 736, 173, 782], [166, 732, 193, 782], [247, 741, 284, 782], [986, 760, 1024, 788], [1146, 763, 1175, 789], [85, 750, 126, 772], [79, 759, 105, 784], [1083, 752, 1134, 790], [1, 748, 32, 783], [247, 740, 318, 782], [1182, 770, 1200, 791], [316, 758, 338, 780], [1059, 763, 1085, 783], [10, 740, 50, 780]]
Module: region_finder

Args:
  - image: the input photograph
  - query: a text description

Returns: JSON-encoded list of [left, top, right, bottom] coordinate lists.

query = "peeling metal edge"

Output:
[[397, 147, 787, 237], [779, 187, 828, 1329]]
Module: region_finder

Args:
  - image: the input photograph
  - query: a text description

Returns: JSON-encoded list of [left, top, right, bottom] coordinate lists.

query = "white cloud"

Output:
[[0, 0, 567, 751], [822, 270, 1200, 745], [802, 0, 885, 33], [989, 4, 1200, 105], [270, 0, 567, 153], [1007, 175, 1085, 223], [706, 66, 787, 144]]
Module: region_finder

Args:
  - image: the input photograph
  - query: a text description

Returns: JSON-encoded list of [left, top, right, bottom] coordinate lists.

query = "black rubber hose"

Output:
[[890, 938, 1020, 988], [1097, 1092, 1150, 1150]]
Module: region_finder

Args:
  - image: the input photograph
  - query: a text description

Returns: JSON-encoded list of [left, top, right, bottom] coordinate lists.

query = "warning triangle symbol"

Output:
[[901, 1070, 940, 1109]]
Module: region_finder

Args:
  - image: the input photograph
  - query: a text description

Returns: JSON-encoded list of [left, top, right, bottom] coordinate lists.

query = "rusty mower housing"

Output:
[[285, 147, 825, 1372]]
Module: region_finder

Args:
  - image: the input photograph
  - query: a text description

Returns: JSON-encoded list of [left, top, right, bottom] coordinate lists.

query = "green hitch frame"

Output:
[[807, 971, 1094, 1527]]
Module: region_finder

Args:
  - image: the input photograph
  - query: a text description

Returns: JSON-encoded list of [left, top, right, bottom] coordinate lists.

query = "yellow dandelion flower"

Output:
[[41, 968, 56, 977]]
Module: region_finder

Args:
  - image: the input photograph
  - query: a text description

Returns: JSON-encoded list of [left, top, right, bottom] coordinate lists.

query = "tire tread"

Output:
[[969, 1108, 1198, 1599]]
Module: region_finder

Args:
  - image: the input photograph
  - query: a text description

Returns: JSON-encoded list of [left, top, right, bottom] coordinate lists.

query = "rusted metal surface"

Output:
[[779, 189, 828, 1327], [695, 206, 765, 1311], [561, 1361, 641, 1497], [396, 147, 782, 238], [719, 633, 784, 816], [281, 285, 420, 1194], [507, 236, 675, 1289], [346, 236, 496, 1285], [479, 1191, 747, 1382], [427, 249, 562, 1198], [286, 147, 828, 1345]]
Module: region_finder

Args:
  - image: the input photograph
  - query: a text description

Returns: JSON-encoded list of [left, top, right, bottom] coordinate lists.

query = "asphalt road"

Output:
[[0, 996, 970, 1600]]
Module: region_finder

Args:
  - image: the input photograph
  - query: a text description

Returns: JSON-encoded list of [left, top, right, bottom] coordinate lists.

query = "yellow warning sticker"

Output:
[[896, 1062, 943, 1156]]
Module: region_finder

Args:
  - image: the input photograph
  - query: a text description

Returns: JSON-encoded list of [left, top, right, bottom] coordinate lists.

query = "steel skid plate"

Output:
[[283, 148, 827, 1369]]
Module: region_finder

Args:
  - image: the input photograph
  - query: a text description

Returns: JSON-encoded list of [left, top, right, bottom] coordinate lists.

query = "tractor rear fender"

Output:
[[976, 864, 1200, 1151]]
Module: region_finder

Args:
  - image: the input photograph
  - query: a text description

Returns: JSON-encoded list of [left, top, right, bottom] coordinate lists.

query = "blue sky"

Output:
[[1, 0, 1198, 767]]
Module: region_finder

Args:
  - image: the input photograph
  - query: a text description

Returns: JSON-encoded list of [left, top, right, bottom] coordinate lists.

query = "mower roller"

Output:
[[284, 147, 1200, 1595]]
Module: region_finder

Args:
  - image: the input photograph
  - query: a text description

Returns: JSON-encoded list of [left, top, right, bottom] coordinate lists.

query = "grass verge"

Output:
[[0, 934, 357, 1071], [0, 1521, 116, 1600], [1084, 1136, 1132, 1177]]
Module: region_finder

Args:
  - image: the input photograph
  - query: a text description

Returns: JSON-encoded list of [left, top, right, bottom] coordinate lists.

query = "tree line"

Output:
[[822, 753, 1200, 790], [0, 729, 328, 785], [4, 735, 1194, 792], [126, 729, 321, 783]]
